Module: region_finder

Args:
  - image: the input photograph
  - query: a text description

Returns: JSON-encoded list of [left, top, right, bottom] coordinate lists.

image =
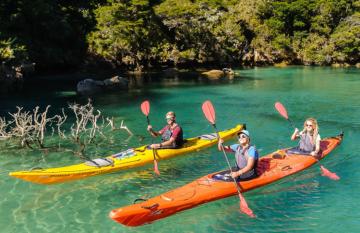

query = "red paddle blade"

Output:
[[141, 100, 150, 116], [320, 165, 340, 180], [239, 193, 256, 218], [202, 100, 216, 125], [275, 102, 289, 120], [154, 160, 160, 175]]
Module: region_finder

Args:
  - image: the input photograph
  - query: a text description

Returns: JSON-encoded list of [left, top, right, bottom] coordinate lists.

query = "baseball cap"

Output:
[[238, 129, 250, 138]]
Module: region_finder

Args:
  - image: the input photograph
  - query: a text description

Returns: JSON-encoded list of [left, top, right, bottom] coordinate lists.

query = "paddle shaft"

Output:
[[213, 124, 243, 193], [146, 116, 157, 159], [287, 118, 296, 129]]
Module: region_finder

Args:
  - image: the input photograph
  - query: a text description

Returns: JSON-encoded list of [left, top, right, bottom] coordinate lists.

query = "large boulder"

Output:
[[103, 76, 128, 89], [76, 76, 128, 95], [201, 68, 234, 79], [201, 70, 224, 79], [76, 79, 104, 95]]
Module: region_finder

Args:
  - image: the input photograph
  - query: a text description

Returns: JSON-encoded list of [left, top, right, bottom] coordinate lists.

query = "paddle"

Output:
[[274, 101, 339, 180], [141, 100, 160, 175], [202, 100, 255, 217]]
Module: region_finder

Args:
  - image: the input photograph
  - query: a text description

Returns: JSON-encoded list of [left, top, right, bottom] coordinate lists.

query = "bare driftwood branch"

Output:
[[54, 108, 67, 139], [8, 107, 35, 147], [0, 117, 10, 140], [69, 99, 106, 154], [106, 117, 133, 135], [33, 105, 58, 148], [1, 100, 133, 156], [119, 120, 133, 135]]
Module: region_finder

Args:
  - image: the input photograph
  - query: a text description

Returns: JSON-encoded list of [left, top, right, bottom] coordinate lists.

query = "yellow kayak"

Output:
[[9, 124, 244, 185]]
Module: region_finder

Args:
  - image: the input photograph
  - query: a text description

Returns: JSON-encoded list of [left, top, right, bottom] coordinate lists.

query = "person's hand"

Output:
[[310, 151, 317, 156], [294, 128, 299, 134], [150, 143, 161, 149], [147, 125, 153, 131], [218, 138, 224, 145], [230, 171, 240, 179]]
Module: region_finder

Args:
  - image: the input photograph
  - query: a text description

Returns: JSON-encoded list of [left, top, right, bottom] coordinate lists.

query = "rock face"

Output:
[[76, 76, 128, 95]]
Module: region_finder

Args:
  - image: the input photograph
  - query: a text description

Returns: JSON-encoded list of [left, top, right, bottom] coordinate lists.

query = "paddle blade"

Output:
[[320, 165, 340, 180], [275, 102, 289, 120], [239, 193, 256, 218], [154, 160, 160, 175], [202, 100, 216, 125], [141, 100, 150, 116]]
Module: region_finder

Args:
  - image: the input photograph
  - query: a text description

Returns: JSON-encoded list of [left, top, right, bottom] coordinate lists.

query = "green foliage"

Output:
[[330, 12, 360, 63], [0, 37, 27, 63], [87, 0, 170, 70], [0, 0, 358, 71], [302, 33, 332, 65], [0, 0, 101, 69], [257, 0, 358, 64]]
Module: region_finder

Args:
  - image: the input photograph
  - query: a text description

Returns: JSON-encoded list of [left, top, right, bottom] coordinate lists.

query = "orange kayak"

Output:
[[109, 133, 343, 227]]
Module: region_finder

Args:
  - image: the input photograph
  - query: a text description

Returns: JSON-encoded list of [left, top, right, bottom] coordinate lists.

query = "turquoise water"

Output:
[[0, 66, 359, 232]]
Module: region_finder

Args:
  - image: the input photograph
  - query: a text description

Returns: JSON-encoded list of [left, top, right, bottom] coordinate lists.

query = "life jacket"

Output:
[[161, 125, 183, 147], [298, 132, 315, 153], [235, 145, 258, 179]]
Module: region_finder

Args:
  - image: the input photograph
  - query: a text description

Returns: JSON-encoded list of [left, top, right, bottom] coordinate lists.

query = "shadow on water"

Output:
[[0, 70, 252, 117]]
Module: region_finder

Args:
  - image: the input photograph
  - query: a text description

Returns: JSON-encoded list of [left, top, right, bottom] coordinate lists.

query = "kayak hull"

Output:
[[109, 133, 343, 226], [9, 124, 244, 184]]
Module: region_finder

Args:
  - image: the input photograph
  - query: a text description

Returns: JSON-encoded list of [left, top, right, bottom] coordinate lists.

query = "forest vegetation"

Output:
[[0, 0, 359, 73]]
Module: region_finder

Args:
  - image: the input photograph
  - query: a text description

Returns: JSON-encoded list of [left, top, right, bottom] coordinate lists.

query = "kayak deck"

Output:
[[109, 133, 343, 227], [9, 124, 244, 184]]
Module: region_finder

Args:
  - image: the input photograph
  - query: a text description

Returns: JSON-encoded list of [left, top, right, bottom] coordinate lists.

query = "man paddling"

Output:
[[218, 129, 259, 180], [147, 111, 184, 149]]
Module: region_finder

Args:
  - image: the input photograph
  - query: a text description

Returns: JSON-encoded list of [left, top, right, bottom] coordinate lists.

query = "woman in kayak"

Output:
[[218, 129, 259, 180], [289, 118, 321, 156], [147, 111, 184, 149]]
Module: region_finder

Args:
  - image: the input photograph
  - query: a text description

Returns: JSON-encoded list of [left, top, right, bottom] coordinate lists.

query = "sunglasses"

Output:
[[237, 134, 248, 139], [166, 117, 174, 120], [306, 124, 313, 127]]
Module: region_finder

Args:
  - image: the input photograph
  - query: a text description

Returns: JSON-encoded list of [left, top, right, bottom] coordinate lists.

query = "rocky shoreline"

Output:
[[1, 62, 359, 95]]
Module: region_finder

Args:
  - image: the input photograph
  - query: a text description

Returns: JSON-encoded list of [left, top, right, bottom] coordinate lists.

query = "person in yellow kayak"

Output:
[[147, 111, 184, 149], [218, 129, 259, 180], [288, 118, 321, 157]]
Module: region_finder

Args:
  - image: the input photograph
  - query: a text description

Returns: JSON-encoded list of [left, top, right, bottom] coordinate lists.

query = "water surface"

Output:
[[0, 66, 359, 232]]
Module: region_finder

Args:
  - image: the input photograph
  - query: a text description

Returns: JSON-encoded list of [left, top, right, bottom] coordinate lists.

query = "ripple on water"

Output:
[[1, 67, 360, 232]]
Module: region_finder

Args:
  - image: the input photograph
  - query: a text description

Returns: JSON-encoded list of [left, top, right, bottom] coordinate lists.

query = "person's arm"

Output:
[[160, 137, 175, 147], [147, 125, 162, 137], [217, 139, 233, 152], [231, 157, 255, 178], [311, 134, 321, 156], [291, 128, 300, 141]]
